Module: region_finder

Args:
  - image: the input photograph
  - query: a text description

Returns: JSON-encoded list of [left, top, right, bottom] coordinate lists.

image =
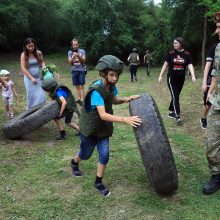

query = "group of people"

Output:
[[0, 38, 142, 197], [1, 11, 220, 197], [127, 48, 153, 82], [157, 12, 220, 195], [19, 37, 86, 140]]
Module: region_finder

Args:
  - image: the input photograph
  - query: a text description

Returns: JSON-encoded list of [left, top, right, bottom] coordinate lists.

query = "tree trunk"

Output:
[[202, 15, 208, 70]]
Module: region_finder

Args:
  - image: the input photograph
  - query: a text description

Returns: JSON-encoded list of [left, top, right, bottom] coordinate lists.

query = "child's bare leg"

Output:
[[66, 122, 79, 131], [75, 85, 81, 101], [5, 105, 9, 114], [54, 118, 64, 131], [54, 118, 66, 140], [97, 163, 106, 178], [9, 105, 14, 118], [3, 98, 9, 116], [80, 85, 85, 102], [9, 105, 14, 113]]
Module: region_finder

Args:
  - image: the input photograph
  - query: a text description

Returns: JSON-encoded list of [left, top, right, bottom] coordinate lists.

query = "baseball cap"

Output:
[[0, 69, 10, 76]]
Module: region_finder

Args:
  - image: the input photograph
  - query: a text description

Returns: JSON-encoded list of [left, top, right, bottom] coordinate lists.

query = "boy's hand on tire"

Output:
[[123, 116, 142, 127], [125, 95, 140, 103]]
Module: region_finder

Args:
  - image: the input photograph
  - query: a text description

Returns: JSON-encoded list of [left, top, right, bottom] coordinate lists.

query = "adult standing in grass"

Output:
[[127, 48, 140, 82], [200, 43, 218, 129], [158, 37, 196, 124], [68, 38, 86, 106], [20, 38, 46, 110], [203, 19, 220, 195], [70, 55, 142, 197], [144, 50, 153, 76]]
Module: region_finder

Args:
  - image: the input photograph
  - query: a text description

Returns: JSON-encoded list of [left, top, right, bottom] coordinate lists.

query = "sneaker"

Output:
[[70, 159, 82, 177], [200, 118, 207, 129], [168, 112, 176, 119], [94, 183, 111, 197], [203, 175, 220, 194], [176, 116, 182, 125], [76, 100, 83, 106], [56, 132, 67, 140], [74, 132, 80, 136], [76, 99, 81, 104], [135, 77, 138, 82]]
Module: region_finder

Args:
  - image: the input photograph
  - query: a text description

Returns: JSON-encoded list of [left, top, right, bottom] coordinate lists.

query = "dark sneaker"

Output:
[[203, 175, 220, 194], [135, 77, 138, 82], [76, 100, 83, 106], [200, 118, 207, 129], [176, 116, 182, 125], [168, 112, 176, 119], [94, 183, 111, 197], [71, 159, 82, 177], [56, 132, 67, 140], [76, 99, 81, 104], [74, 132, 80, 136]]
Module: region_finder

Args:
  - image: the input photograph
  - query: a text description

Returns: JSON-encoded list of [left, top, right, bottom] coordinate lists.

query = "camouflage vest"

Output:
[[49, 85, 80, 115], [209, 43, 220, 110], [129, 52, 138, 64], [79, 83, 114, 139]]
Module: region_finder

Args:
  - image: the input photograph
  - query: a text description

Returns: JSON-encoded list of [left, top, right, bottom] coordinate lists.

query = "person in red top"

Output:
[[158, 37, 196, 124]]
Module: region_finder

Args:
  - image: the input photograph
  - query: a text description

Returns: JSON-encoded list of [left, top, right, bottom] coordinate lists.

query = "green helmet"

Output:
[[95, 55, 124, 74], [47, 63, 57, 74], [41, 78, 58, 92], [132, 48, 137, 52]]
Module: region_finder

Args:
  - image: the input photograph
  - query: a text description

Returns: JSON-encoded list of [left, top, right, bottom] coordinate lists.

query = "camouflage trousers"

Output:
[[206, 107, 220, 175]]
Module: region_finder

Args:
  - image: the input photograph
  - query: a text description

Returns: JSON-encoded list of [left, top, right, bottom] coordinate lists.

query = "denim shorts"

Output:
[[71, 70, 85, 85], [78, 134, 109, 165]]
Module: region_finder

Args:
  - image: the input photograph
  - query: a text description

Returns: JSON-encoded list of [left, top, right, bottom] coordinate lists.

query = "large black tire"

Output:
[[3, 101, 60, 139], [129, 93, 178, 195]]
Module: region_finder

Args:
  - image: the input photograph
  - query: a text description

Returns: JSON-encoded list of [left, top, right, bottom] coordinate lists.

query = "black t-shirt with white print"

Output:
[[206, 43, 218, 86], [165, 49, 192, 77]]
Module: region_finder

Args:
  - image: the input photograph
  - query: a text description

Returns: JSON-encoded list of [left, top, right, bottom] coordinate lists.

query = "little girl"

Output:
[[0, 70, 17, 119]]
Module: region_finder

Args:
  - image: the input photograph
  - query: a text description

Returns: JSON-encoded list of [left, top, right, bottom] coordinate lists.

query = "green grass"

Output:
[[0, 54, 220, 220]]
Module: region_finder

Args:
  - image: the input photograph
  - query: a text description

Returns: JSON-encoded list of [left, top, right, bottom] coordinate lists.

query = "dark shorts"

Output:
[[204, 87, 211, 107], [57, 111, 73, 124], [71, 70, 85, 86]]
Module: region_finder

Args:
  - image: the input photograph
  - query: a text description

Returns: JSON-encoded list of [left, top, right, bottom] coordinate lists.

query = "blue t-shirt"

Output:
[[55, 87, 68, 98], [88, 80, 118, 112]]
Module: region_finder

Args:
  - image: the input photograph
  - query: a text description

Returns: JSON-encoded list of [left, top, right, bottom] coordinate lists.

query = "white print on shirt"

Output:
[[173, 55, 185, 70]]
